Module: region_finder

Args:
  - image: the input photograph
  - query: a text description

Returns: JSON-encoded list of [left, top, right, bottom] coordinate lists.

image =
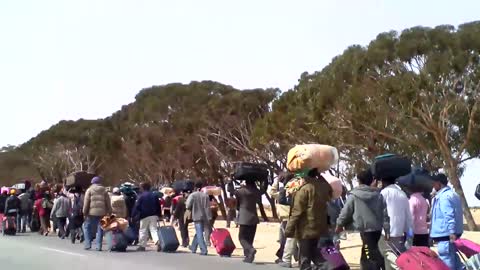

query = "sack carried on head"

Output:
[[287, 144, 339, 172]]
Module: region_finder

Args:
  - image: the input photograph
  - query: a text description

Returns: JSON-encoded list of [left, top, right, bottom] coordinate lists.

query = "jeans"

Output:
[[283, 237, 299, 263], [191, 220, 209, 255], [139, 215, 159, 248], [437, 240, 464, 270], [239, 225, 257, 257], [83, 216, 104, 250], [298, 239, 330, 270], [17, 212, 29, 232], [360, 231, 385, 270]]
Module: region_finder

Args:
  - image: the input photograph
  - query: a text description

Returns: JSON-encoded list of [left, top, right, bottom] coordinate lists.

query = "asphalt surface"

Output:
[[0, 233, 278, 270]]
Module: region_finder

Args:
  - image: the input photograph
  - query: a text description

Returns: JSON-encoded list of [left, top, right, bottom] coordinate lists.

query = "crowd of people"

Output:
[[0, 165, 468, 270]]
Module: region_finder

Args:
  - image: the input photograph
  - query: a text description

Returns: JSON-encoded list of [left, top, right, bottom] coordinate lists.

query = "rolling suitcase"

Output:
[[211, 228, 236, 257], [455, 238, 480, 258], [157, 223, 179, 252], [2, 216, 16, 236], [320, 245, 350, 270], [106, 229, 128, 252], [396, 246, 449, 270]]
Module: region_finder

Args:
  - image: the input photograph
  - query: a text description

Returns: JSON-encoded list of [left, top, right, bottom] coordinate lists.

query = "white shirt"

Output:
[[381, 184, 413, 237]]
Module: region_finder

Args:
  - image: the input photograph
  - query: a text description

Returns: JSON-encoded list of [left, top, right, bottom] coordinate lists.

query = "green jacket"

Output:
[[285, 176, 332, 240]]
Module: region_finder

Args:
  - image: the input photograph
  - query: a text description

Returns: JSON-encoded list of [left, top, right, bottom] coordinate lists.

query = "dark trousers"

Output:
[[276, 221, 287, 259], [178, 216, 189, 247], [298, 239, 330, 270], [360, 231, 385, 270], [413, 234, 430, 247], [56, 217, 67, 238], [239, 225, 257, 256]]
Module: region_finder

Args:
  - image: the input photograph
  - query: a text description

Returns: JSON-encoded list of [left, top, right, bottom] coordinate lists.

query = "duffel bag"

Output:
[[371, 154, 411, 180], [287, 144, 339, 172], [233, 162, 269, 182], [202, 186, 222, 196]]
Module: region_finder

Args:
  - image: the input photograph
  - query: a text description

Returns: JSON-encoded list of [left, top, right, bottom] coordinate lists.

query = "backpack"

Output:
[[475, 184, 480, 201], [72, 196, 83, 217], [41, 198, 53, 209]]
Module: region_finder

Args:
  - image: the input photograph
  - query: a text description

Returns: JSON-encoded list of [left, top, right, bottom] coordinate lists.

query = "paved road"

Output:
[[0, 233, 277, 270]]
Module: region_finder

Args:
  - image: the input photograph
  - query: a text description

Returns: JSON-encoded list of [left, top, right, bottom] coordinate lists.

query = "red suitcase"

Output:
[[396, 246, 449, 270], [455, 239, 480, 258], [211, 228, 236, 257]]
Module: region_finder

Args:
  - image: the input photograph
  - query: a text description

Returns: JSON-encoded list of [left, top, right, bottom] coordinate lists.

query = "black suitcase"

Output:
[[371, 154, 411, 180], [30, 213, 41, 232], [233, 162, 269, 182], [2, 216, 16, 236], [157, 225, 179, 252]]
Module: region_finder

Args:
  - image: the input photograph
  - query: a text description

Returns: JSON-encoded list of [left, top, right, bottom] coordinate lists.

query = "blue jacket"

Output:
[[430, 186, 464, 238], [132, 191, 161, 220]]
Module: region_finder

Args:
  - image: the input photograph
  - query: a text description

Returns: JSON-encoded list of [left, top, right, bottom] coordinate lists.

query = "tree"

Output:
[[286, 22, 480, 230]]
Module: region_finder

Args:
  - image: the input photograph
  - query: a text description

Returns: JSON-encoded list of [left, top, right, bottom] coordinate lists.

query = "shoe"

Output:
[[278, 262, 292, 268], [243, 249, 257, 264], [199, 252, 208, 256], [95, 248, 102, 251], [136, 246, 146, 252], [84, 246, 91, 250], [275, 259, 283, 264]]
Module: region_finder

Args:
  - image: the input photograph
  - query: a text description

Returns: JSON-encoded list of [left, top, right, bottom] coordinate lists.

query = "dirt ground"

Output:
[[172, 208, 480, 270]]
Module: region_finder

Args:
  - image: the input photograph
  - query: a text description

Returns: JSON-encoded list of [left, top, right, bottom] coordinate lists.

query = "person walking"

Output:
[[270, 172, 297, 267], [430, 173, 464, 270], [50, 192, 70, 239], [285, 169, 332, 270], [0, 190, 8, 231], [206, 195, 219, 246], [110, 187, 127, 219], [173, 192, 189, 247], [132, 182, 161, 251], [235, 180, 262, 263], [225, 196, 237, 229], [409, 187, 430, 247], [35, 192, 53, 236], [70, 190, 84, 244], [18, 191, 32, 233], [186, 181, 211, 256], [336, 169, 388, 270], [83, 176, 112, 251], [4, 189, 21, 225], [380, 176, 413, 254]]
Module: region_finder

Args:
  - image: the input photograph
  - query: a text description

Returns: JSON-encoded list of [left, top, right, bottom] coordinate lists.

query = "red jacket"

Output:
[[34, 198, 47, 217]]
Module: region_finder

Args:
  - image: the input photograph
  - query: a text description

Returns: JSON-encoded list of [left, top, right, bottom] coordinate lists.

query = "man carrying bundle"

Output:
[[285, 144, 338, 270]]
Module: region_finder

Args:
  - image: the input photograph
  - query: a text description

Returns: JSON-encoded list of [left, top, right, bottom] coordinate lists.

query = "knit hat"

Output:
[[91, 176, 102, 184], [432, 173, 449, 185], [112, 187, 120, 194]]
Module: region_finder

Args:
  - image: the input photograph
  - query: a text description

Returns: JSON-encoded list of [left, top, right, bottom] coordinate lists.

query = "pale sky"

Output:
[[1, 0, 480, 204]]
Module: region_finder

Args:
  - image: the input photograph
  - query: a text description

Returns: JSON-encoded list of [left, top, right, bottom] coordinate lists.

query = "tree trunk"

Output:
[[264, 193, 279, 220], [257, 201, 269, 222], [445, 162, 478, 231]]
